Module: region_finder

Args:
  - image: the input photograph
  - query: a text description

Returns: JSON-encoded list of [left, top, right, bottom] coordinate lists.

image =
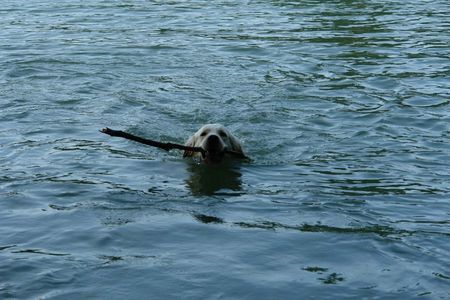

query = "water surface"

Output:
[[1, 0, 449, 299]]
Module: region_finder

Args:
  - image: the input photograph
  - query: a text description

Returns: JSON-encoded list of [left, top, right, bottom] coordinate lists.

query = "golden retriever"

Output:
[[183, 124, 245, 163]]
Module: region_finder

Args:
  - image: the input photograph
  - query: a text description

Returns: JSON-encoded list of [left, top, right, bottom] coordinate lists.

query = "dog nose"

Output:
[[207, 135, 220, 144], [206, 134, 222, 150]]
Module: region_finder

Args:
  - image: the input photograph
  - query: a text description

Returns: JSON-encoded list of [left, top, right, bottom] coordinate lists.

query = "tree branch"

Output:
[[100, 127, 249, 159], [100, 127, 206, 156]]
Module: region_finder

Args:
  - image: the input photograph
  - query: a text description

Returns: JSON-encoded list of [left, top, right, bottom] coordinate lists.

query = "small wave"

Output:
[[11, 249, 70, 257]]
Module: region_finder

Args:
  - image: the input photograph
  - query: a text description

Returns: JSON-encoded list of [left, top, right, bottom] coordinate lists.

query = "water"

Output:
[[1, 0, 449, 299]]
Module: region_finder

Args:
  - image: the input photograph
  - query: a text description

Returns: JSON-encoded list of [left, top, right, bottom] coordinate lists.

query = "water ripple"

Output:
[[1, 0, 450, 299]]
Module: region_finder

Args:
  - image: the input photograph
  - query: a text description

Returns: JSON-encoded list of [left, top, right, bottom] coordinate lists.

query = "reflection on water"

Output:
[[185, 160, 242, 196]]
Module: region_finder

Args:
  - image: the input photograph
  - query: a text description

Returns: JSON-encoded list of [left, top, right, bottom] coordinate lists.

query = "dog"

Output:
[[183, 124, 245, 163]]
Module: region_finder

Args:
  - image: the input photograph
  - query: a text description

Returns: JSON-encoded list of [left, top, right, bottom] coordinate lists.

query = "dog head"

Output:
[[183, 124, 244, 163]]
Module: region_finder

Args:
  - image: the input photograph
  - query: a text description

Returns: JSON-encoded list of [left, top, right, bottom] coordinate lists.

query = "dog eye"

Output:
[[200, 131, 207, 137], [219, 131, 227, 137]]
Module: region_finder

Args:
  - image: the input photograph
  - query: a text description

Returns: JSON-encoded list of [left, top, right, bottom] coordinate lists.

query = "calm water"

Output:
[[1, 0, 450, 299]]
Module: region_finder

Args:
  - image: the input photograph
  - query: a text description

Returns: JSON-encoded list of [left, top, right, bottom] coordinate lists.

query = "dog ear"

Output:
[[183, 135, 196, 157], [228, 134, 244, 155]]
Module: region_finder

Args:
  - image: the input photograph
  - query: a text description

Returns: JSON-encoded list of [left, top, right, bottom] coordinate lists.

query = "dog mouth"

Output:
[[202, 134, 227, 162], [203, 149, 226, 162]]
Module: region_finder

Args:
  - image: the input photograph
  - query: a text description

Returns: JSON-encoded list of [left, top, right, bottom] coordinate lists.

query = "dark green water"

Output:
[[1, 1, 449, 299]]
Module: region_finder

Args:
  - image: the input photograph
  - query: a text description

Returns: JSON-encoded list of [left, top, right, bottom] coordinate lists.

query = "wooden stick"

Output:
[[100, 127, 206, 156], [100, 127, 248, 159]]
